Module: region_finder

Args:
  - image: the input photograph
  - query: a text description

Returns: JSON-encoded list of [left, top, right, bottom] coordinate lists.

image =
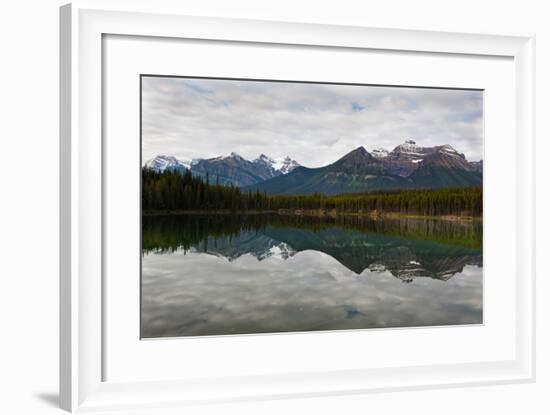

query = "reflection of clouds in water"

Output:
[[141, 251, 482, 338]]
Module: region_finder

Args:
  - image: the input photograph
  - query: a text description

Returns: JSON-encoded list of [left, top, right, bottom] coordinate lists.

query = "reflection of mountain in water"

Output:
[[142, 214, 482, 283], [196, 232, 297, 262], [195, 227, 481, 282]]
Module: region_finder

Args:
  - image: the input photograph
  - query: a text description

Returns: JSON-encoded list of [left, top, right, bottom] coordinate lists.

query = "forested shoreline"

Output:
[[142, 168, 483, 218]]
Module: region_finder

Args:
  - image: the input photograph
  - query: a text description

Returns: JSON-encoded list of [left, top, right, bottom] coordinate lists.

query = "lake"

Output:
[[141, 213, 483, 338]]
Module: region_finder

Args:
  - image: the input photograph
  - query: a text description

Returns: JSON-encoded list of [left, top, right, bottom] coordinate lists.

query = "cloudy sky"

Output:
[[142, 76, 483, 167]]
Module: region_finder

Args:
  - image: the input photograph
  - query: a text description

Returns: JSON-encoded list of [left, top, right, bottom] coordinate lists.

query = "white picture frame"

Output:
[[60, 1, 535, 412]]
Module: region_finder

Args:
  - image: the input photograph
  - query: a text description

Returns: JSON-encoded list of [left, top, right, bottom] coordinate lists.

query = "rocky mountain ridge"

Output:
[[245, 140, 482, 194], [144, 140, 482, 194], [145, 152, 301, 187]]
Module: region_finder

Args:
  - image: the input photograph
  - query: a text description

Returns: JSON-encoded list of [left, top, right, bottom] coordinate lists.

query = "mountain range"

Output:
[[246, 140, 482, 195], [144, 140, 482, 195], [145, 153, 301, 187]]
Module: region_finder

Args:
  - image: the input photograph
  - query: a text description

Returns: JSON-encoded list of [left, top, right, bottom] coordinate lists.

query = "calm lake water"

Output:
[[141, 214, 483, 338]]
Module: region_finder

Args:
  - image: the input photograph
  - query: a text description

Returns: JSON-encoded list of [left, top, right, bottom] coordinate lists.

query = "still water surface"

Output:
[[141, 214, 482, 338]]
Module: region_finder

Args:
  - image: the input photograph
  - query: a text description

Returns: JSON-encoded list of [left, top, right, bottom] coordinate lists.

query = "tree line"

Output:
[[142, 167, 482, 217]]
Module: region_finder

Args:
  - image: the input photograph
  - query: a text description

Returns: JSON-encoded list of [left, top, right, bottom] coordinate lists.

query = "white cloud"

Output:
[[142, 77, 483, 167], [141, 250, 482, 337]]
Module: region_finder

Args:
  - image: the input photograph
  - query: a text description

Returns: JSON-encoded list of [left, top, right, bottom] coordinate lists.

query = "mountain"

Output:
[[144, 153, 301, 188], [252, 154, 280, 177], [470, 160, 483, 173], [371, 147, 389, 159], [247, 141, 482, 195], [144, 155, 189, 174], [275, 156, 301, 174], [145, 140, 481, 194], [408, 147, 482, 188], [369, 140, 482, 177], [252, 154, 301, 176], [380, 140, 435, 177], [245, 146, 408, 195], [420, 144, 472, 170]]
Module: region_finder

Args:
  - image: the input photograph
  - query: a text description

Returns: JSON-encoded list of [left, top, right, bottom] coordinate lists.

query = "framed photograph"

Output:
[[140, 76, 484, 339], [60, 2, 535, 412]]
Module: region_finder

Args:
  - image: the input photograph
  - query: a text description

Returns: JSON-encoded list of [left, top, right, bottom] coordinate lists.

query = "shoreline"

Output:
[[142, 209, 481, 222]]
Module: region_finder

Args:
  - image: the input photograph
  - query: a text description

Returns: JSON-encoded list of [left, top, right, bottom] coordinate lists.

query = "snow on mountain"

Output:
[[253, 154, 277, 169], [389, 140, 434, 162], [145, 141, 481, 193], [254, 154, 276, 164], [277, 156, 301, 174], [146, 152, 301, 186], [380, 140, 432, 176], [371, 147, 389, 159], [369, 140, 479, 177], [210, 152, 245, 162], [391, 139, 427, 156], [228, 152, 245, 160], [435, 144, 463, 159], [389, 141, 465, 162], [144, 155, 188, 173], [253, 154, 301, 175]]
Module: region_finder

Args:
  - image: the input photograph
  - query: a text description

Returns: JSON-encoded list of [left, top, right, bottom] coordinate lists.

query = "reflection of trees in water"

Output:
[[142, 213, 482, 252], [142, 214, 482, 281]]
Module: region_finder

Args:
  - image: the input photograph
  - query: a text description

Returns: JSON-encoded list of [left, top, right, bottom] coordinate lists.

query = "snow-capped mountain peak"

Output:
[[437, 144, 460, 155], [388, 139, 434, 163], [211, 152, 244, 161], [144, 155, 189, 172], [227, 152, 245, 160], [392, 139, 423, 155], [254, 153, 277, 166], [276, 156, 301, 174], [371, 147, 389, 159], [253, 154, 301, 175]]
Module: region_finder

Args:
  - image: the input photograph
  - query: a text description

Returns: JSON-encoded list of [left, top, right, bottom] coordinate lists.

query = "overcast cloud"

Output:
[[142, 77, 483, 167]]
